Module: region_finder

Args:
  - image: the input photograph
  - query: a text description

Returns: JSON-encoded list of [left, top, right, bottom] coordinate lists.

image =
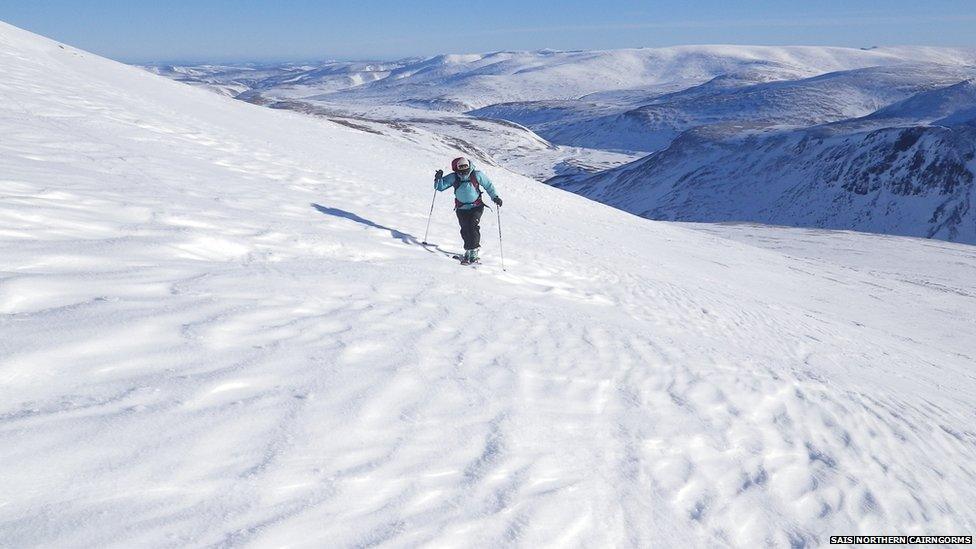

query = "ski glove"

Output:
[[435, 169, 444, 180], [492, 196, 503, 207]]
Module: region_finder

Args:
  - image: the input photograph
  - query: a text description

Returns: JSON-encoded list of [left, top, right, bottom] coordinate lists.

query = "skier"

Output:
[[434, 156, 502, 265]]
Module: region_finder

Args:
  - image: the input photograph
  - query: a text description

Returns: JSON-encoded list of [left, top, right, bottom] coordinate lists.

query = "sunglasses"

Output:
[[457, 164, 470, 171]]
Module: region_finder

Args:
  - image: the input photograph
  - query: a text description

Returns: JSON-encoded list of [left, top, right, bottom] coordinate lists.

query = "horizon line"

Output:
[[123, 43, 976, 66]]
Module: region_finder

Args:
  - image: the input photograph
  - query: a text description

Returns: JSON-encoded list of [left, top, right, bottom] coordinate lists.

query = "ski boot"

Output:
[[460, 248, 480, 265]]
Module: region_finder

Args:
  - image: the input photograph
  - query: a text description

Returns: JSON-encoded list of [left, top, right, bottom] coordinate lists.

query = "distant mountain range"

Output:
[[145, 45, 976, 243], [473, 63, 976, 153], [146, 46, 976, 111], [550, 80, 976, 242]]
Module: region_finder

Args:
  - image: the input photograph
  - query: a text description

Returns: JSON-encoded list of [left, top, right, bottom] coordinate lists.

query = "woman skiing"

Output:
[[434, 156, 502, 265]]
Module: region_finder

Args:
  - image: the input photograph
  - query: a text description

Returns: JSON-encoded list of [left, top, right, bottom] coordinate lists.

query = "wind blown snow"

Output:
[[2, 21, 975, 548]]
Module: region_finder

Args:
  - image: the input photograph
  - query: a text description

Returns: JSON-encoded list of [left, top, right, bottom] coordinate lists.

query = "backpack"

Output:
[[452, 170, 484, 209]]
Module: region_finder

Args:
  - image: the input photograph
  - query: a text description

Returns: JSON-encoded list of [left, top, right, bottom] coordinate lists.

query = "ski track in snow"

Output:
[[2, 22, 976, 548]]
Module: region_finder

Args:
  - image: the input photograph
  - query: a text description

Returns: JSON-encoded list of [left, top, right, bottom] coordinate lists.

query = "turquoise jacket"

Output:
[[435, 162, 499, 210]]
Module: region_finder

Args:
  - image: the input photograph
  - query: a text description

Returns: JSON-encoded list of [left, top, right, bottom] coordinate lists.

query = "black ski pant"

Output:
[[456, 205, 484, 250]]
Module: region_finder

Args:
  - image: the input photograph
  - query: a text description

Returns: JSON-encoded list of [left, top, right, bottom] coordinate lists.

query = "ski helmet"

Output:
[[452, 157, 470, 173]]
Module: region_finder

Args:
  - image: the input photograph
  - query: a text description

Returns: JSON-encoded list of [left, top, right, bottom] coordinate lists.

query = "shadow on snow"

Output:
[[310, 203, 458, 257]]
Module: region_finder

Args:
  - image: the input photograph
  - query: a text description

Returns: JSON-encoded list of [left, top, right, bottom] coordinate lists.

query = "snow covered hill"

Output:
[[315, 46, 943, 111], [4, 21, 976, 548], [552, 78, 976, 243], [146, 45, 976, 113], [475, 63, 976, 153], [145, 60, 410, 99], [237, 99, 641, 182]]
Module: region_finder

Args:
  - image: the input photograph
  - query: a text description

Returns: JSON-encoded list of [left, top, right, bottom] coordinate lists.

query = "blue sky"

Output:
[[2, 0, 976, 62]]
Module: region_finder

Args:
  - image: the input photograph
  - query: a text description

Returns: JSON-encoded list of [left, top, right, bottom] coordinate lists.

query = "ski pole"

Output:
[[421, 188, 437, 245], [497, 206, 505, 271]]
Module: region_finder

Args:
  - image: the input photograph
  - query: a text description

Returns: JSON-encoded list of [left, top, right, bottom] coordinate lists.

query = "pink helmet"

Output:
[[452, 157, 470, 172]]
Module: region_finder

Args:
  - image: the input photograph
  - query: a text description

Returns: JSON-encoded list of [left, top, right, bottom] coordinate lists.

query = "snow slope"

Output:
[[4, 21, 976, 548], [251, 99, 642, 182]]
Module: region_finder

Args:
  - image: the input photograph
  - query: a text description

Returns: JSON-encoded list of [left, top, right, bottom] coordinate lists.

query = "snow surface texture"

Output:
[[4, 21, 976, 548]]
